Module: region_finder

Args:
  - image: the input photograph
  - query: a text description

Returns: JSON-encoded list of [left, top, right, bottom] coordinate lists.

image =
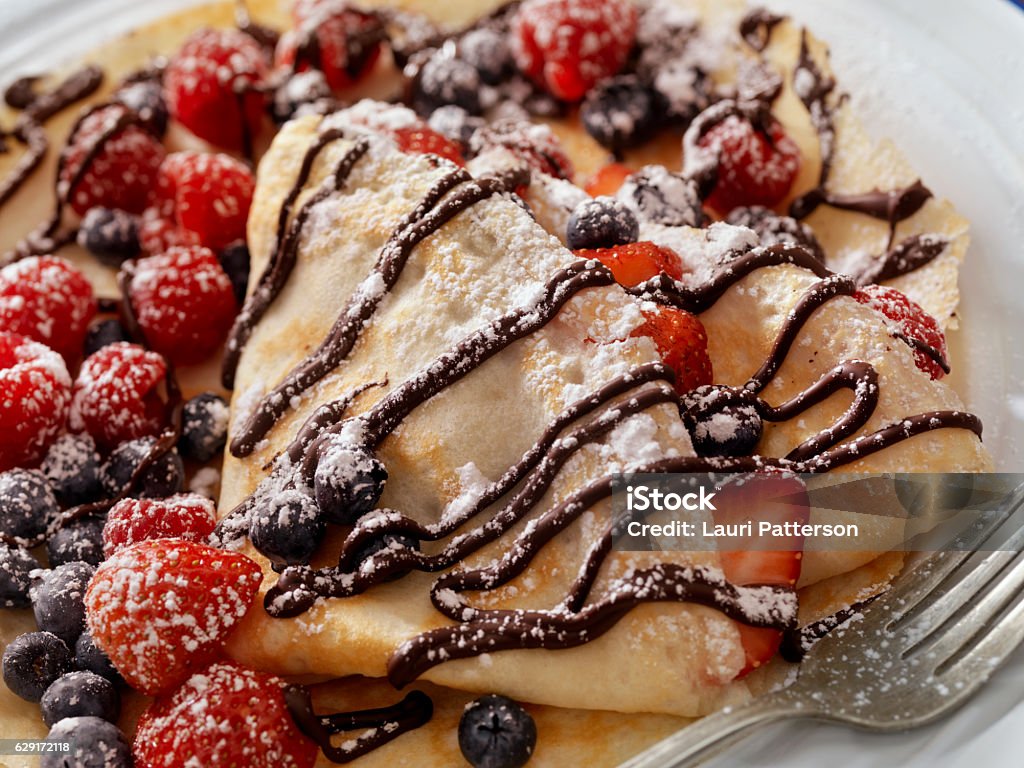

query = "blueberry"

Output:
[[250, 490, 325, 567], [41, 671, 120, 726], [101, 437, 184, 499], [566, 196, 639, 251], [76, 207, 140, 267], [412, 51, 482, 116], [272, 69, 333, 124], [313, 441, 388, 525], [428, 105, 484, 148], [352, 532, 420, 582], [458, 694, 537, 768], [41, 433, 103, 508], [42, 717, 132, 768], [0, 468, 60, 542], [726, 206, 825, 263], [112, 79, 169, 137], [30, 561, 95, 646], [681, 386, 764, 458], [459, 28, 512, 85], [651, 58, 712, 123], [219, 240, 251, 305], [178, 393, 230, 462], [616, 164, 705, 228], [47, 515, 106, 568], [83, 319, 132, 359], [0, 542, 39, 609], [74, 631, 123, 686], [581, 75, 659, 152], [2, 631, 73, 702]]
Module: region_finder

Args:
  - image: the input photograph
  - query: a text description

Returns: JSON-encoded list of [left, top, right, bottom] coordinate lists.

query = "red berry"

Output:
[[151, 152, 255, 252], [0, 333, 72, 472], [393, 126, 465, 165], [164, 28, 269, 152], [631, 306, 712, 395], [69, 342, 168, 450], [84, 540, 263, 696], [585, 162, 633, 197], [128, 246, 238, 366], [58, 104, 165, 216], [134, 661, 318, 768], [138, 208, 200, 256], [103, 494, 217, 557], [470, 120, 574, 180], [853, 284, 948, 379], [512, 0, 637, 101], [0, 256, 96, 362], [580, 241, 685, 287], [275, 0, 384, 92], [698, 115, 800, 213]]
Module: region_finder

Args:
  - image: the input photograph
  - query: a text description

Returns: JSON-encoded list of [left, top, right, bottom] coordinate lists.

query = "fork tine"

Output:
[[940, 586, 1024, 682]]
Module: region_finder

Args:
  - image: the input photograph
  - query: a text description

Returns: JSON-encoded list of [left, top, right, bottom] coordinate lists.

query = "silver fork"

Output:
[[621, 481, 1024, 768]]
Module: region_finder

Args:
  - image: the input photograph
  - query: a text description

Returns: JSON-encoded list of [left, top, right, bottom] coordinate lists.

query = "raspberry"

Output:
[[393, 126, 465, 165], [580, 241, 685, 286], [150, 152, 255, 252], [164, 28, 269, 152], [469, 119, 574, 180], [0, 334, 72, 472], [0, 256, 96, 362], [69, 342, 168, 450], [512, 0, 638, 102], [103, 495, 217, 557], [127, 246, 238, 366], [697, 115, 801, 214], [58, 104, 165, 216], [84, 540, 263, 695], [853, 284, 949, 379], [632, 307, 712, 395], [138, 208, 200, 256], [275, 0, 384, 92], [134, 662, 318, 768]]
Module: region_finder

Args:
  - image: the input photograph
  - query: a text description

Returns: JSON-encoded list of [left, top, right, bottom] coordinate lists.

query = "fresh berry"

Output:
[[632, 307, 712, 395], [82, 319, 132, 358], [178, 393, 230, 462], [76, 207, 141, 267], [411, 52, 482, 116], [58, 104, 165, 216], [128, 246, 238, 365], [469, 119, 573, 179], [276, 0, 385, 92], [853, 284, 948, 379], [41, 671, 120, 726], [584, 163, 633, 197], [0, 542, 38, 609], [272, 69, 335, 123], [112, 79, 169, 137], [0, 256, 96, 362], [85, 540, 263, 695], [393, 126, 466, 166], [103, 494, 216, 557], [512, 0, 637, 102], [48, 516, 106, 568], [150, 152, 256, 252], [0, 468, 60, 541], [697, 115, 801, 213], [581, 241, 684, 287], [352, 532, 419, 582], [138, 207, 200, 256], [651, 59, 711, 124], [460, 27, 514, 85], [428, 105, 485, 149], [100, 437, 185, 500], [30, 561, 95, 646], [3, 632, 73, 703], [69, 342, 168, 450], [680, 386, 763, 458], [133, 661, 318, 768], [566, 196, 639, 250], [164, 28, 269, 152], [581, 75, 659, 151], [458, 694, 537, 768], [42, 717, 132, 768], [616, 165, 705, 227], [726, 206, 825, 262], [41, 433, 103, 507], [219, 241, 252, 305], [74, 631, 124, 686], [313, 440, 387, 525], [250, 490, 325, 567]]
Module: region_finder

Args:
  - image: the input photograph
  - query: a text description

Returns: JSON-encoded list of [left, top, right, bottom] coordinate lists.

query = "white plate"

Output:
[[2, 1, 1023, 766]]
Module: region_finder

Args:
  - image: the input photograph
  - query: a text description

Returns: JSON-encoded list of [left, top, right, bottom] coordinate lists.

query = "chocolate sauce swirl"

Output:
[[739, 8, 785, 52], [852, 233, 947, 287]]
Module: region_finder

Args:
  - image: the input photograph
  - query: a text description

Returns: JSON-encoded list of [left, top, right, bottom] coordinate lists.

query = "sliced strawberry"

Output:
[[134, 661, 318, 768], [103, 494, 217, 557], [853, 284, 948, 379], [631, 306, 712, 395], [393, 126, 465, 165], [585, 162, 634, 197], [84, 539, 262, 695], [580, 241, 685, 287]]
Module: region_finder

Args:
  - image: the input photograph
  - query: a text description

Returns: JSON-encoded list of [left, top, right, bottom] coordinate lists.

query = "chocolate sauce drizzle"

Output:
[[739, 8, 785, 52], [779, 594, 878, 662]]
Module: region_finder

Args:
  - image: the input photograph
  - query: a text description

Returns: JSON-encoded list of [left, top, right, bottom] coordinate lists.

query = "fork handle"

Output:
[[618, 689, 805, 768]]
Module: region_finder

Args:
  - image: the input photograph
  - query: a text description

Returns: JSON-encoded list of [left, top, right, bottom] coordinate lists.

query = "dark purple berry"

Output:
[[112, 79, 169, 137], [460, 27, 512, 85], [0, 542, 38, 609], [428, 105, 484, 148], [83, 319, 132, 358], [272, 69, 334, 123], [41, 671, 120, 726], [681, 385, 763, 458], [313, 441, 387, 525], [47, 515, 106, 568], [101, 437, 184, 499], [76, 207, 140, 267], [178, 393, 229, 462], [458, 694, 537, 768], [219, 240, 251, 305], [74, 631, 124, 686], [412, 50, 482, 116], [41, 433, 103, 508], [30, 561, 94, 646], [581, 75, 659, 151], [616, 164, 704, 227], [42, 717, 132, 768], [566, 196, 639, 250], [0, 468, 59, 542], [726, 206, 825, 262], [2, 631, 73, 703], [250, 490, 325, 567]]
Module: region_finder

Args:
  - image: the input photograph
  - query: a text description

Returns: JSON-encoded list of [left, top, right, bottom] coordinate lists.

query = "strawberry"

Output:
[[164, 28, 269, 152], [150, 152, 255, 252], [712, 472, 809, 675], [69, 342, 168, 450], [580, 241, 685, 287], [853, 284, 948, 379], [127, 246, 238, 366], [275, 0, 384, 92], [84, 540, 263, 696], [697, 115, 800, 214], [0, 256, 96, 362], [58, 104, 165, 216], [585, 162, 633, 197], [103, 494, 218, 557], [632, 307, 712, 395], [134, 661, 317, 768], [393, 126, 465, 166], [0, 333, 72, 472], [511, 0, 638, 102]]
